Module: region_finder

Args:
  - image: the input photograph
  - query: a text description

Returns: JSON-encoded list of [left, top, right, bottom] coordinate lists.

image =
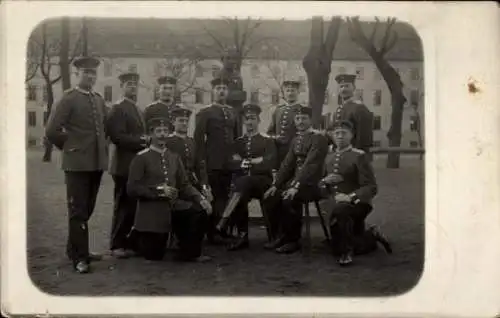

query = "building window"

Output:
[[355, 67, 364, 80], [337, 95, 342, 105], [298, 76, 306, 92], [43, 111, 49, 125], [410, 89, 420, 106], [251, 65, 259, 78], [153, 86, 159, 100], [103, 60, 112, 77], [42, 85, 48, 102], [211, 65, 220, 78], [128, 64, 137, 73], [410, 68, 420, 81], [27, 84, 37, 101], [104, 86, 113, 102], [271, 90, 280, 104], [373, 115, 381, 131], [195, 64, 204, 77], [373, 89, 382, 106], [355, 89, 364, 101], [373, 140, 381, 147], [409, 141, 419, 148], [410, 115, 419, 131], [250, 90, 259, 103], [28, 111, 37, 127], [195, 89, 204, 104]]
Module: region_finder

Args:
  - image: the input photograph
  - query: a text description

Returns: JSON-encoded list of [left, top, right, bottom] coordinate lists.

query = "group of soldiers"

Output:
[[45, 56, 392, 274]]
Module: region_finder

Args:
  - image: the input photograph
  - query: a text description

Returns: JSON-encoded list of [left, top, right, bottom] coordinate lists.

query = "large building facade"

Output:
[[26, 19, 424, 148]]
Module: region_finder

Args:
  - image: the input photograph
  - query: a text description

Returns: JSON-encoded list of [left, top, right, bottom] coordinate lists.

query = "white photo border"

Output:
[[1, 1, 499, 317]]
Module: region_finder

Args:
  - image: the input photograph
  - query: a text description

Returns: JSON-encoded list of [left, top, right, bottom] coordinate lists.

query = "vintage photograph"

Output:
[[25, 16, 424, 296]]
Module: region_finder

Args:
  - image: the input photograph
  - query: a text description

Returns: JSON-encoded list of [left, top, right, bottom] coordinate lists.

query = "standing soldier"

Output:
[[263, 106, 329, 254], [194, 76, 240, 245], [267, 79, 304, 169], [127, 117, 213, 262], [333, 74, 374, 159], [144, 76, 180, 134], [320, 120, 392, 266], [106, 72, 149, 259], [216, 104, 277, 251], [45, 56, 108, 273]]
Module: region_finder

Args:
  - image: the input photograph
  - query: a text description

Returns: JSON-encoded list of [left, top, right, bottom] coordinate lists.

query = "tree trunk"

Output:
[[386, 92, 405, 168], [82, 18, 88, 56], [42, 84, 55, 162], [60, 17, 71, 91]]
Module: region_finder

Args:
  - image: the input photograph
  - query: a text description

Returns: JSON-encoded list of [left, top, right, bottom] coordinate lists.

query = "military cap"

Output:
[[328, 119, 354, 132], [147, 117, 169, 131], [73, 56, 101, 69], [118, 72, 140, 84], [157, 76, 177, 85], [296, 105, 312, 117], [241, 103, 261, 116], [335, 74, 357, 84], [169, 106, 192, 119], [210, 76, 230, 87], [283, 79, 301, 88]]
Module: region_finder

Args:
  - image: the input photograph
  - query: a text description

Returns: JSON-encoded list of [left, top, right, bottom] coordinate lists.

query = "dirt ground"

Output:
[[26, 149, 424, 297]]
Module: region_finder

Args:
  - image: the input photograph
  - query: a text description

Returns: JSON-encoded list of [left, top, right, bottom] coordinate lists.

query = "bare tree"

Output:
[[413, 90, 424, 160], [346, 16, 408, 168], [302, 16, 342, 128], [27, 20, 82, 161]]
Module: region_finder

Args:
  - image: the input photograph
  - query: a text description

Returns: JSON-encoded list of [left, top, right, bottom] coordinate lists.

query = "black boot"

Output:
[[227, 232, 249, 251]]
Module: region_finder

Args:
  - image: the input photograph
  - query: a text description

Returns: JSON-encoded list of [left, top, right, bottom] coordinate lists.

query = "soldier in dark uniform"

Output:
[[144, 76, 180, 133], [217, 104, 277, 251], [267, 79, 304, 170], [45, 56, 108, 273], [106, 72, 149, 259], [263, 106, 329, 254], [333, 74, 374, 159], [127, 117, 212, 262], [193, 76, 240, 244], [320, 120, 392, 266]]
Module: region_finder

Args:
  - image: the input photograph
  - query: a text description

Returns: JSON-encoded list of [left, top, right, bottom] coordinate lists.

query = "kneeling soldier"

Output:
[[127, 117, 212, 262], [263, 106, 329, 254], [217, 104, 277, 251], [321, 120, 392, 266]]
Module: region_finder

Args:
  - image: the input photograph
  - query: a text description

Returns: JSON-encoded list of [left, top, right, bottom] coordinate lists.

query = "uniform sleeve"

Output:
[[291, 134, 329, 187], [106, 104, 144, 152], [227, 139, 243, 172], [127, 155, 161, 199], [354, 105, 374, 151], [176, 156, 203, 202], [266, 107, 277, 136], [352, 153, 378, 203], [193, 109, 208, 165], [45, 94, 72, 150], [252, 137, 277, 174], [234, 109, 241, 138], [274, 138, 297, 188]]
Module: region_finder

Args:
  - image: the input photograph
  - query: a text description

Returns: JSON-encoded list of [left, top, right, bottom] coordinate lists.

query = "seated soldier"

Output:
[[263, 106, 329, 254], [320, 120, 392, 266], [127, 117, 212, 262], [216, 103, 278, 251]]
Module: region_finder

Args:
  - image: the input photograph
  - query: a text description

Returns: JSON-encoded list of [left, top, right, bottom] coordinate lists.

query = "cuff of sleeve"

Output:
[[292, 181, 300, 189], [349, 193, 361, 204]]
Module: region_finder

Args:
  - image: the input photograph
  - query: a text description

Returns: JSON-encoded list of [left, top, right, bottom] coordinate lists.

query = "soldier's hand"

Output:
[[163, 186, 178, 200], [335, 193, 351, 203], [323, 173, 343, 185], [200, 199, 213, 215], [202, 187, 214, 202], [241, 159, 251, 169], [282, 188, 298, 200], [264, 186, 277, 199]]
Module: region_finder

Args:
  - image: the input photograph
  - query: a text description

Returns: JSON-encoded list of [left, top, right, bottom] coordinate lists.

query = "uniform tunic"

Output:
[[266, 103, 303, 167], [46, 87, 108, 171], [127, 147, 203, 234], [332, 98, 374, 153], [143, 100, 180, 133]]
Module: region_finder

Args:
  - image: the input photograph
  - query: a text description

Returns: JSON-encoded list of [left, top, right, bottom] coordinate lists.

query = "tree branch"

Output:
[[324, 16, 342, 57], [380, 17, 397, 55], [370, 17, 380, 44], [201, 23, 227, 52]]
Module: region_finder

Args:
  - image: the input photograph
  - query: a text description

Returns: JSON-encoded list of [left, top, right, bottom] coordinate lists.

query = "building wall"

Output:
[[26, 57, 424, 148]]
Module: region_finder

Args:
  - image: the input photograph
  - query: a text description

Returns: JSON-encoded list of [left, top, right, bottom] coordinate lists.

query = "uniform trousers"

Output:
[[64, 171, 103, 265], [328, 202, 377, 256], [230, 174, 273, 233], [110, 175, 137, 251], [264, 185, 320, 244], [137, 205, 208, 261], [207, 169, 233, 237]]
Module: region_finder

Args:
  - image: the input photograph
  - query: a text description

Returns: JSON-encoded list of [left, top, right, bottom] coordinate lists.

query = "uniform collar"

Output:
[[213, 102, 230, 108], [244, 131, 259, 138], [172, 132, 188, 139], [122, 97, 137, 105], [335, 145, 352, 154], [156, 99, 174, 107], [297, 128, 313, 136], [150, 144, 167, 154], [283, 101, 298, 107], [75, 86, 94, 95]]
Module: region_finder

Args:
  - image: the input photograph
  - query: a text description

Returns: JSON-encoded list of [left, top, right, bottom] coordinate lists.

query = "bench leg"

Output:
[[314, 200, 330, 241], [303, 203, 311, 256]]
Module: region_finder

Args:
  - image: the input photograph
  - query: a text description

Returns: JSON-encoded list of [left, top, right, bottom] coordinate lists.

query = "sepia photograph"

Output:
[[24, 15, 425, 297]]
